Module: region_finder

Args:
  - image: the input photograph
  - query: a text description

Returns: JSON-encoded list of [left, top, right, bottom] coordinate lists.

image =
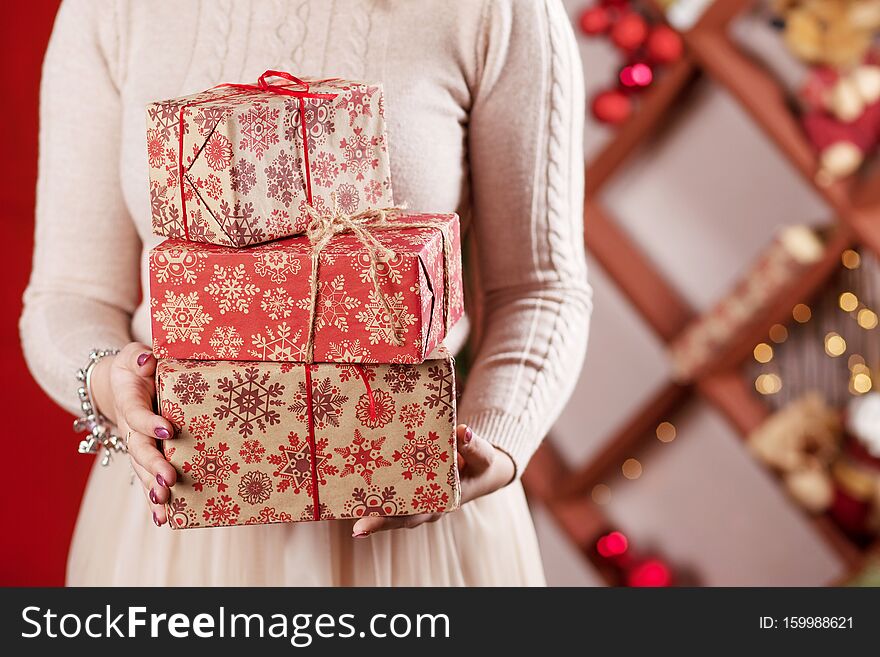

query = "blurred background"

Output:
[[3, 0, 880, 586]]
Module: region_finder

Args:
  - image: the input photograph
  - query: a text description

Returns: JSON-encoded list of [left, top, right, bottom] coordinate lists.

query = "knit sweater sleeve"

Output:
[[458, 0, 592, 475], [20, 0, 140, 415]]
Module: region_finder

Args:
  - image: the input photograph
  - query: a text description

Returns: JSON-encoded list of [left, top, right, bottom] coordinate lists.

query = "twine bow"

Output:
[[302, 194, 455, 363]]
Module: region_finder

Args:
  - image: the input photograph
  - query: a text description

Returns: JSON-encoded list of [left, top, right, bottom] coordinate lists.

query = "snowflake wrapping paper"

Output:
[[146, 74, 393, 247], [156, 350, 461, 528], [149, 213, 463, 364]]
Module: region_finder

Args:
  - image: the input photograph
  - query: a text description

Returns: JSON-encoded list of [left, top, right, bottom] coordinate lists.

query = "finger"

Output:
[[118, 342, 157, 378], [352, 513, 438, 536], [119, 382, 175, 441], [131, 460, 168, 526], [456, 424, 494, 474], [127, 431, 178, 490]]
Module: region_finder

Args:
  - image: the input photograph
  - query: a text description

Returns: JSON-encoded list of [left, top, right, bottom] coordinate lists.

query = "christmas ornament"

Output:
[[591, 89, 633, 124], [577, 2, 684, 125]]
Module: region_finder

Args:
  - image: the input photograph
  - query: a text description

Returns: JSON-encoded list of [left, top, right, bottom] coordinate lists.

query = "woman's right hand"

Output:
[[91, 342, 178, 526]]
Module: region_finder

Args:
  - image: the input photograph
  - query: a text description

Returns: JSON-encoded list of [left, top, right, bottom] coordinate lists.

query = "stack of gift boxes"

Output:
[[145, 72, 463, 529]]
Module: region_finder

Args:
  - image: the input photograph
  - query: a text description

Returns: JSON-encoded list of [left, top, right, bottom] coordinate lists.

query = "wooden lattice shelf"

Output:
[[521, 0, 880, 584]]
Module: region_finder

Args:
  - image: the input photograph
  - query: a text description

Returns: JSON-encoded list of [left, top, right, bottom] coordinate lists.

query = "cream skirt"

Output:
[[67, 456, 546, 586]]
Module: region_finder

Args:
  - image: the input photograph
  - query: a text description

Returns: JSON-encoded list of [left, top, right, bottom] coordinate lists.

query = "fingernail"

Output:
[[156, 473, 167, 488], [137, 352, 152, 367], [352, 531, 371, 538], [154, 427, 171, 440], [464, 427, 473, 445], [153, 512, 161, 527]]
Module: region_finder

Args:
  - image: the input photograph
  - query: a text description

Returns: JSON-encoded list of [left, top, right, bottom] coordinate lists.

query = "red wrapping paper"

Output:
[[149, 213, 463, 364]]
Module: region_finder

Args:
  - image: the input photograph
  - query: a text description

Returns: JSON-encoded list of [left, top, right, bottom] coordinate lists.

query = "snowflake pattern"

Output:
[[188, 414, 215, 440], [147, 127, 165, 168], [355, 290, 417, 346], [326, 340, 374, 374], [312, 151, 339, 187], [217, 199, 265, 247], [354, 251, 404, 285], [209, 326, 244, 358], [150, 247, 205, 285], [336, 183, 360, 214], [334, 429, 391, 485], [344, 486, 402, 518], [288, 97, 335, 151], [301, 503, 335, 521], [238, 103, 279, 159], [238, 470, 273, 505], [384, 365, 420, 393], [245, 507, 293, 525], [335, 84, 377, 125], [239, 439, 265, 464], [194, 105, 227, 136], [260, 287, 296, 320], [250, 323, 306, 361], [339, 127, 380, 181], [203, 495, 241, 525], [204, 132, 232, 171], [294, 273, 359, 333], [182, 441, 239, 492], [424, 364, 455, 422], [268, 432, 338, 494], [289, 377, 348, 429], [204, 264, 259, 315], [230, 158, 257, 195], [392, 431, 448, 481], [214, 366, 285, 437], [154, 290, 213, 344], [411, 483, 449, 513], [168, 497, 200, 529], [356, 389, 395, 428], [265, 150, 303, 208], [253, 251, 301, 283], [398, 402, 426, 430], [172, 372, 209, 405], [265, 209, 294, 239]]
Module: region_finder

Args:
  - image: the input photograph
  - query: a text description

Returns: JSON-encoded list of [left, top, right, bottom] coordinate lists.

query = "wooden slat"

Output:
[[585, 200, 696, 342], [697, 370, 769, 434], [587, 58, 698, 197], [685, 29, 853, 217], [695, 226, 853, 377], [561, 382, 692, 496]]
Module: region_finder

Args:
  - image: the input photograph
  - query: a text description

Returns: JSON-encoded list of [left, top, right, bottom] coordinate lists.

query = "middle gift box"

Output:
[[149, 212, 462, 364]]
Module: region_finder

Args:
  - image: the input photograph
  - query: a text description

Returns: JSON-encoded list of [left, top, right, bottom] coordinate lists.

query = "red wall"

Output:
[[0, 2, 91, 586]]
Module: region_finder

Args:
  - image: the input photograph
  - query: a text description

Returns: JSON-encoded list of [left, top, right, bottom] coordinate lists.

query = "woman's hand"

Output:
[[91, 342, 177, 526], [351, 424, 515, 537]]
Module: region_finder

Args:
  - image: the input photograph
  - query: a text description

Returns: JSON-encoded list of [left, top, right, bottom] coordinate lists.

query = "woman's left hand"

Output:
[[351, 424, 515, 537]]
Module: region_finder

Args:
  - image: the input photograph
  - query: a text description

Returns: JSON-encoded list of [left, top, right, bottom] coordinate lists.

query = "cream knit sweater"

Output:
[[22, 0, 590, 475]]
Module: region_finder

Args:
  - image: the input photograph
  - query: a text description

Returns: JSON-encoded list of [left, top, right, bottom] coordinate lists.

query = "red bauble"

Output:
[[610, 12, 648, 52], [646, 25, 684, 64], [626, 558, 673, 587], [596, 531, 629, 558], [579, 6, 611, 35], [591, 89, 632, 124], [619, 62, 654, 88]]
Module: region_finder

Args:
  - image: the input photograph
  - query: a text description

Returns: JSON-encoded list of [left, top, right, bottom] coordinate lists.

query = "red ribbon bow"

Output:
[[176, 70, 338, 241]]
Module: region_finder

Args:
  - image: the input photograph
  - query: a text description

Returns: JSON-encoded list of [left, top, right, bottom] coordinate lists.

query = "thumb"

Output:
[[456, 424, 494, 474]]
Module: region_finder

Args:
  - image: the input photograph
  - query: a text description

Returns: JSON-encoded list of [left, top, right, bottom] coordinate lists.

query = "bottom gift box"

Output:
[[155, 349, 460, 529]]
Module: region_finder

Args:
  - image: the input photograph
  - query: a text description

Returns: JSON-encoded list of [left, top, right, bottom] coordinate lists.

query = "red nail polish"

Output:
[[149, 488, 158, 504], [154, 427, 171, 440], [353, 531, 371, 538], [156, 473, 167, 488], [464, 427, 473, 444], [152, 512, 161, 527], [137, 352, 152, 367]]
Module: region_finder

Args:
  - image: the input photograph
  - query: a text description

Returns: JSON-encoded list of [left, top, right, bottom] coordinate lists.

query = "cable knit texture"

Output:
[[22, 0, 590, 586]]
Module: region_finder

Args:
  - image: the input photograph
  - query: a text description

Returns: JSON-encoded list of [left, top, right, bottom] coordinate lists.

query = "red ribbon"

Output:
[[302, 363, 376, 521], [176, 70, 337, 241]]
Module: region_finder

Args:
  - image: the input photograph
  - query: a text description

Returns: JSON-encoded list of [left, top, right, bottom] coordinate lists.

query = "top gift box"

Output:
[[146, 71, 393, 247]]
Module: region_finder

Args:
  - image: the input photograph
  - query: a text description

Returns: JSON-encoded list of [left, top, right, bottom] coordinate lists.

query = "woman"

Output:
[[22, 0, 590, 586]]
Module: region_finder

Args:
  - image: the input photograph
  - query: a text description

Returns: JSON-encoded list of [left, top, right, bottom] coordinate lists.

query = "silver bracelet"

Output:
[[73, 348, 126, 466]]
